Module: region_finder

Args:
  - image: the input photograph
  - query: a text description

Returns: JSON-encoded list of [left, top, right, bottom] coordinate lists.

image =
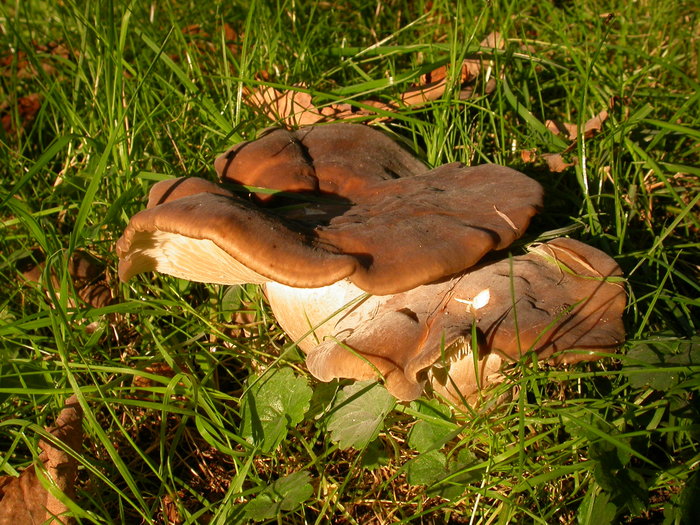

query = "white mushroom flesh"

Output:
[[265, 279, 387, 352], [123, 231, 270, 285]]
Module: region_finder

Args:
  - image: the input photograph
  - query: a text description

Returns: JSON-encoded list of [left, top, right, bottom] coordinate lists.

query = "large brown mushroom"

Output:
[[116, 123, 625, 403], [118, 124, 543, 295]]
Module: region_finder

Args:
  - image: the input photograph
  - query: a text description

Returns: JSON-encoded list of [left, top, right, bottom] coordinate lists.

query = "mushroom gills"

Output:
[[426, 337, 506, 405], [264, 279, 385, 352], [121, 230, 270, 285]]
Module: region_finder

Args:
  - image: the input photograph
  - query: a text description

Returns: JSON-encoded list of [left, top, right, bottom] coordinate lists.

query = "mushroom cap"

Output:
[[213, 124, 428, 200], [117, 124, 544, 295], [292, 238, 625, 402]]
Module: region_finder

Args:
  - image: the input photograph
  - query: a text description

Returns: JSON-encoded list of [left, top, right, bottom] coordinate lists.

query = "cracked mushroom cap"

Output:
[[291, 238, 625, 402], [117, 124, 544, 295]]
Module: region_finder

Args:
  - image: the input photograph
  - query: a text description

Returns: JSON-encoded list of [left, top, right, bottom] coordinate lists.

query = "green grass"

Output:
[[1, 0, 698, 523]]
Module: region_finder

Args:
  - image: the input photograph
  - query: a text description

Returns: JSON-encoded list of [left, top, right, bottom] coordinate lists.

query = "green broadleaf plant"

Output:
[[240, 367, 313, 453], [325, 380, 396, 450], [245, 471, 313, 521]]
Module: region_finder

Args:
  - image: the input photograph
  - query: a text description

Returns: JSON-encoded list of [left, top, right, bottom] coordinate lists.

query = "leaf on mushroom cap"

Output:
[[117, 124, 543, 294], [302, 238, 626, 401]]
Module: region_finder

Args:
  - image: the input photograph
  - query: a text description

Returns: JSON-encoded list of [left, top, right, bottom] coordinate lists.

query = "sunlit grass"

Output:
[[1, 0, 698, 523]]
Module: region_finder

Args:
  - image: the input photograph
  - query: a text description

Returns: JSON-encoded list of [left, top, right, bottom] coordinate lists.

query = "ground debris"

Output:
[[18, 249, 115, 310], [245, 32, 503, 127], [522, 106, 612, 172], [0, 395, 83, 525]]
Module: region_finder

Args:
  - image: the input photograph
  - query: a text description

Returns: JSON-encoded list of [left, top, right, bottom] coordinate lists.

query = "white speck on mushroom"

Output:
[[455, 288, 491, 313]]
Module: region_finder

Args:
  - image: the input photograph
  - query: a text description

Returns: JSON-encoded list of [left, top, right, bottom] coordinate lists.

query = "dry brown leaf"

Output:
[[245, 83, 384, 127], [540, 107, 610, 171], [132, 362, 177, 390], [0, 42, 72, 79], [246, 86, 327, 127], [222, 23, 240, 55], [545, 119, 577, 139], [542, 153, 576, 172], [19, 255, 45, 284], [545, 109, 609, 141], [520, 149, 537, 163], [1, 93, 42, 135], [246, 32, 503, 126], [401, 31, 502, 106], [321, 100, 387, 121], [230, 306, 259, 338], [0, 395, 83, 525], [69, 252, 114, 308], [402, 60, 473, 105], [181, 24, 204, 36], [68, 251, 104, 282], [583, 109, 608, 138], [175, 24, 240, 65], [222, 23, 237, 42], [161, 492, 184, 525], [77, 282, 113, 309], [18, 250, 114, 309]]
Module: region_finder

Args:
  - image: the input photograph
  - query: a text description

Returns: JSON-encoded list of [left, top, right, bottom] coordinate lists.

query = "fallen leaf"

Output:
[[0, 395, 83, 525], [539, 107, 610, 171], [70, 252, 114, 309], [181, 24, 204, 36], [18, 250, 114, 309], [230, 306, 259, 338], [391, 31, 502, 106], [77, 282, 113, 309], [1, 93, 42, 135], [246, 86, 327, 127], [542, 153, 576, 172], [18, 250, 45, 284], [545, 109, 609, 141], [222, 23, 240, 55], [132, 362, 177, 391], [177, 23, 240, 60], [401, 59, 475, 105], [520, 149, 537, 163], [583, 109, 608, 138], [0, 41, 75, 79], [246, 32, 504, 127], [68, 251, 105, 282], [545, 119, 578, 139], [161, 492, 183, 525]]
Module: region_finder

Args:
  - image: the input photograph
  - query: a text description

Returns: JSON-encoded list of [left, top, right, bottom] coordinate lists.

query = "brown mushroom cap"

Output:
[[117, 125, 544, 295], [213, 124, 428, 200], [298, 238, 626, 402]]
